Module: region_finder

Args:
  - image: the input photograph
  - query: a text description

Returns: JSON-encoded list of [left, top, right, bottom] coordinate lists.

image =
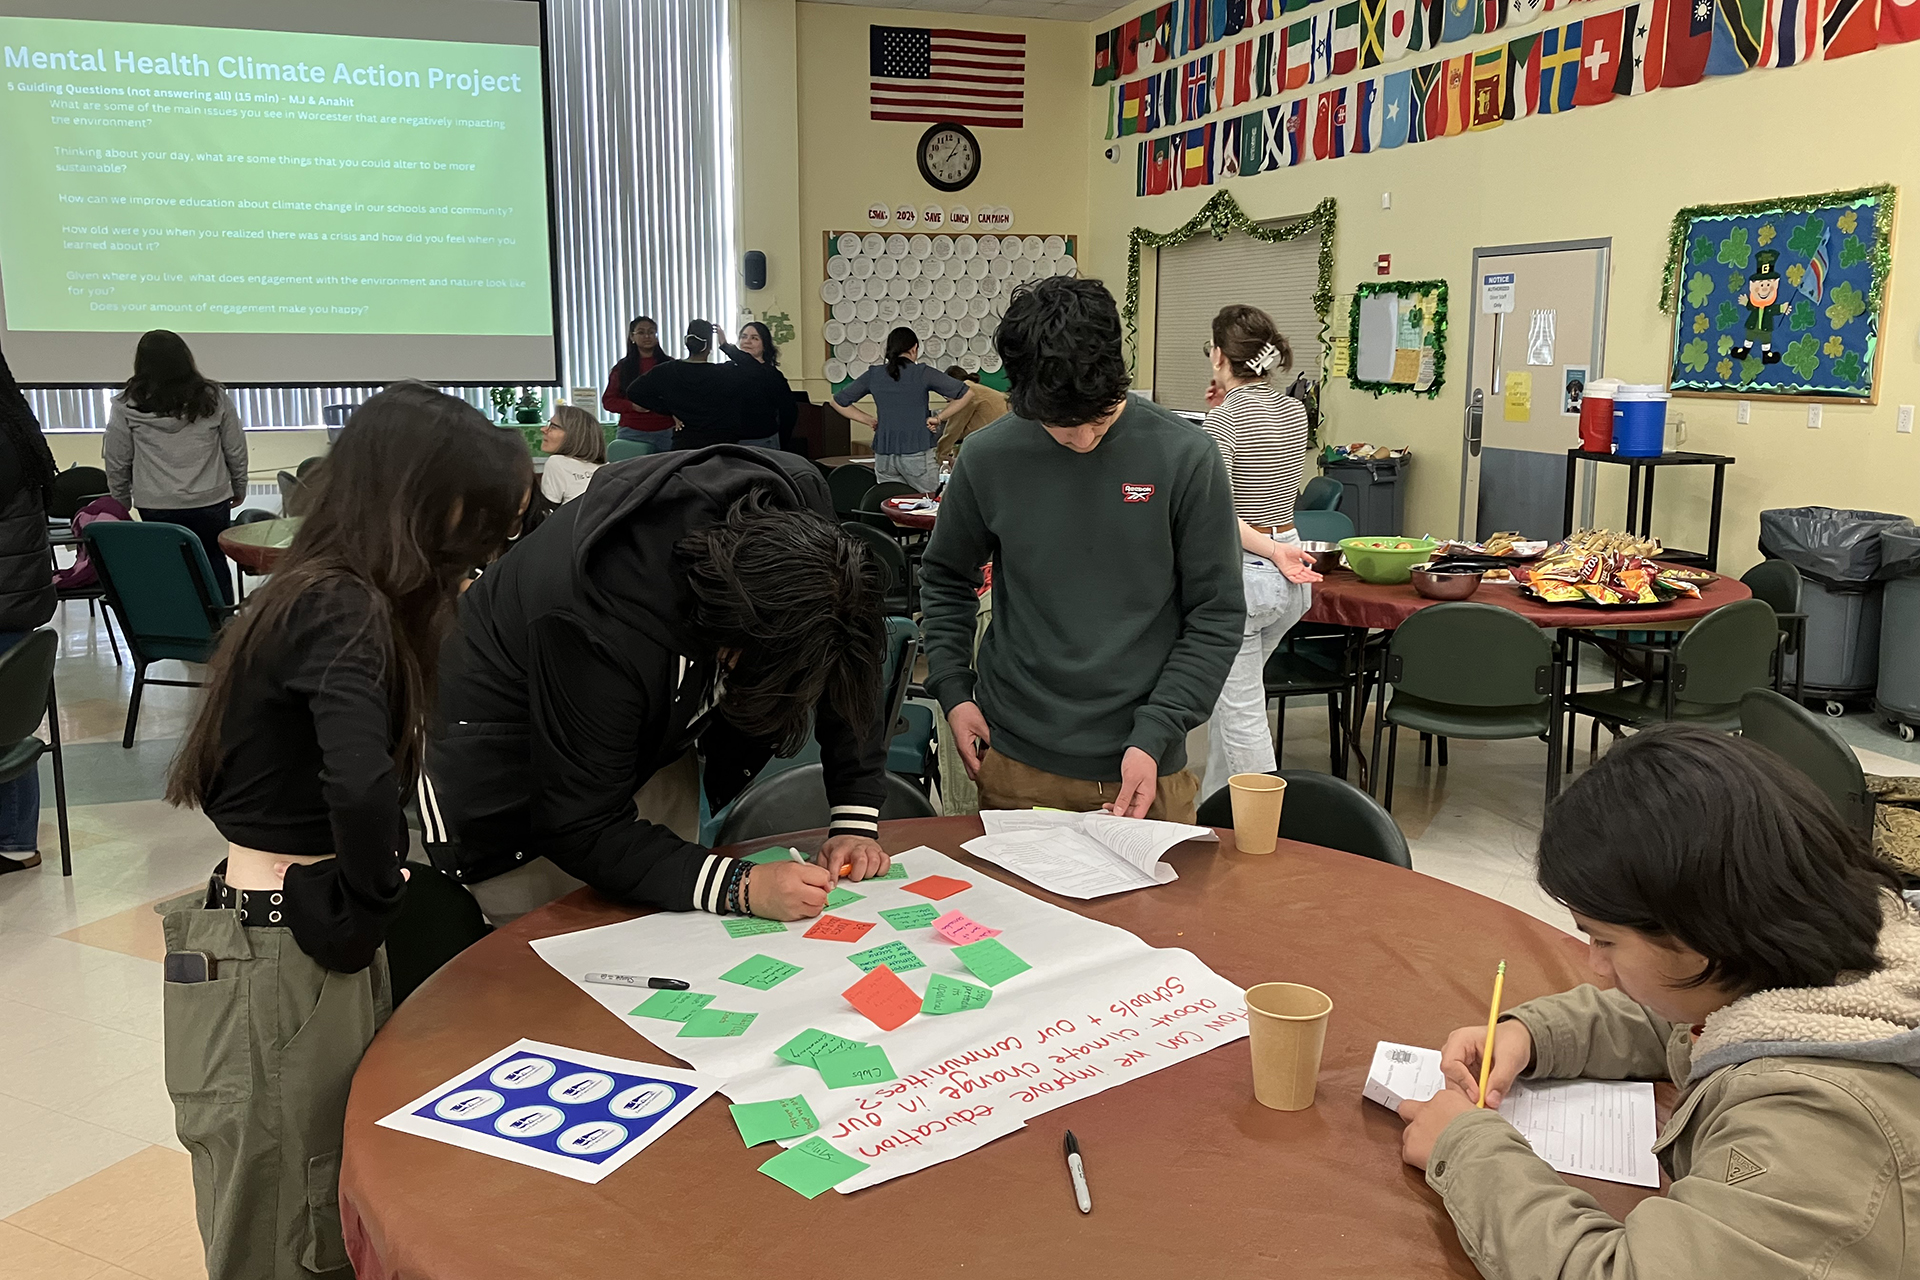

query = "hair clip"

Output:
[[1245, 342, 1282, 375]]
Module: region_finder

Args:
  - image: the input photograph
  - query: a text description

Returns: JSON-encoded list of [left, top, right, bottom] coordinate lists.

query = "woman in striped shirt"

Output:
[[1200, 304, 1322, 798]]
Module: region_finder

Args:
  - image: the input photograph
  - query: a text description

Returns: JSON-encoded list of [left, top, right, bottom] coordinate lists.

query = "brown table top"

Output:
[[216, 517, 299, 573], [1305, 564, 1750, 632], [339, 817, 1657, 1279]]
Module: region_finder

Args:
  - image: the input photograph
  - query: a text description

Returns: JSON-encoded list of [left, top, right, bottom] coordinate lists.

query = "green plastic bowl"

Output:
[[1338, 536, 1441, 585]]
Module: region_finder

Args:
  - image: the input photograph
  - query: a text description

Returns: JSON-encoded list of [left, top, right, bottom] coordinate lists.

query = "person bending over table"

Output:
[[828, 327, 972, 493], [421, 445, 892, 925], [161, 387, 530, 1280], [919, 276, 1243, 822], [935, 366, 1009, 465], [1397, 725, 1920, 1280]]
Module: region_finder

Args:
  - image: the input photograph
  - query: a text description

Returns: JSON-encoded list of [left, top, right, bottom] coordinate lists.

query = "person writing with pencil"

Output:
[[1395, 725, 1920, 1279]]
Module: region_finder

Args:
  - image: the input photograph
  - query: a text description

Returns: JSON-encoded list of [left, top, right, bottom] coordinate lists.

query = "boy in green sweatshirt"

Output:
[[919, 276, 1244, 822]]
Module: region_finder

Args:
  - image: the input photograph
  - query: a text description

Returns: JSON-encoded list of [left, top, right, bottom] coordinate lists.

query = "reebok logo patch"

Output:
[[1725, 1147, 1767, 1185], [1121, 483, 1156, 503]]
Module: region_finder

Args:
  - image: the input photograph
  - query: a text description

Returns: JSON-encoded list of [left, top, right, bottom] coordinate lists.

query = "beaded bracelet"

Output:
[[722, 859, 752, 916]]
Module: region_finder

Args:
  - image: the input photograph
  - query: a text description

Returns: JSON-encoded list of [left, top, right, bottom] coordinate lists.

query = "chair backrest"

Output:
[[49, 466, 110, 520], [860, 481, 920, 510], [1388, 602, 1551, 707], [828, 464, 876, 516], [607, 439, 656, 462], [1295, 510, 1356, 543], [716, 762, 938, 846], [1740, 558, 1802, 620], [83, 521, 226, 660], [1298, 475, 1343, 512], [296, 455, 325, 479], [842, 522, 907, 595], [232, 508, 277, 526], [1195, 769, 1411, 868], [1739, 687, 1874, 836], [0, 629, 57, 745], [1674, 598, 1778, 707], [881, 616, 919, 738]]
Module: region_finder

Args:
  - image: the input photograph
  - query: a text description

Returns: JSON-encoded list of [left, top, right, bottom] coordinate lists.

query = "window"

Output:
[[1151, 221, 1322, 414]]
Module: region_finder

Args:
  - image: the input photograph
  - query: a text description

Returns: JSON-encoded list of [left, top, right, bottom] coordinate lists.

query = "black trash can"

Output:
[[1874, 526, 1920, 739], [1323, 456, 1409, 537], [1759, 507, 1914, 713]]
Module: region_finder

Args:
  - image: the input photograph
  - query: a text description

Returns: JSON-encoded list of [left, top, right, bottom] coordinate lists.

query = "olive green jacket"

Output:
[[1427, 895, 1920, 1279]]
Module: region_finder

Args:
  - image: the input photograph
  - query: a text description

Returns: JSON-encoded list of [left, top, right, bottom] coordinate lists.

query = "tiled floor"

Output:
[[7, 601, 1920, 1275]]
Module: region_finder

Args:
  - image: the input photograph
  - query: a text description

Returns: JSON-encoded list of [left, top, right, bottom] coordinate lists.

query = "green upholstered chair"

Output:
[[606, 438, 657, 462], [1195, 769, 1410, 868], [1298, 475, 1343, 512], [1739, 687, 1874, 838], [1295, 510, 1356, 544], [1571, 598, 1777, 741]]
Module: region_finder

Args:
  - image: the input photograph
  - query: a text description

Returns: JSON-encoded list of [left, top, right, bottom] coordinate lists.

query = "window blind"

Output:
[[1150, 222, 1322, 414]]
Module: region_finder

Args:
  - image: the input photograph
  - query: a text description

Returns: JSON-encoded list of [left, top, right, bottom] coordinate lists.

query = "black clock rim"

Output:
[[916, 121, 980, 194]]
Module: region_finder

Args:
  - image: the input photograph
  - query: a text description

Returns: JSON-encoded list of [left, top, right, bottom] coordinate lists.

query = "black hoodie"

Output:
[[426, 446, 887, 910]]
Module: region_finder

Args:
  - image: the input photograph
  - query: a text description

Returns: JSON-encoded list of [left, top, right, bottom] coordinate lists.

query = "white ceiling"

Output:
[[803, 0, 1119, 21]]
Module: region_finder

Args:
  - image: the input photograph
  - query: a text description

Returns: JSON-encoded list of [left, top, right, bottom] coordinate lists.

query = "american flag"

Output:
[[869, 26, 1026, 129]]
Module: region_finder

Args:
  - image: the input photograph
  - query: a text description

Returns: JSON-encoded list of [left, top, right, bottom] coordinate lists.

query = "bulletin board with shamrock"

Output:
[[1661, 186, 1895, 403]]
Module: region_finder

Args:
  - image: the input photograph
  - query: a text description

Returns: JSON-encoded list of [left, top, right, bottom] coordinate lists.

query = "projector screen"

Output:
[[0, 0, 558, 387]]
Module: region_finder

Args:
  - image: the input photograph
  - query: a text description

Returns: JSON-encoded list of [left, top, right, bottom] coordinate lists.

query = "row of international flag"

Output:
[[1133, 0, 1911, 194]]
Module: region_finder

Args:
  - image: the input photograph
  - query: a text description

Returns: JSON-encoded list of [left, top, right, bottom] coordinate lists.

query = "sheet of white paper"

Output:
[[969, 810, 1213, 898], [1363, 1041, 1446, 1111], [375, 1038, 719, 1184], [1499, 1079, 1662, 1188], [529, 845, 1248, 1191]]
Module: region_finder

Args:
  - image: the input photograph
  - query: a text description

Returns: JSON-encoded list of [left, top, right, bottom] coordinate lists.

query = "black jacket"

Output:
[[0, 356, 53, 635], [426, 446, 887, 910], [623, 358, 762, 449], [721, 345, 799, 444]]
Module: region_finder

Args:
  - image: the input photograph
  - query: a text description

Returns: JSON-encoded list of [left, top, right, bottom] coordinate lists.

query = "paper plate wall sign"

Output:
[[866, 204, 890, 228]]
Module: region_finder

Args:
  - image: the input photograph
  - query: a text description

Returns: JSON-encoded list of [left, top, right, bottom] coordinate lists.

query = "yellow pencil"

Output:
[[1476, 960, 1506, 1108]]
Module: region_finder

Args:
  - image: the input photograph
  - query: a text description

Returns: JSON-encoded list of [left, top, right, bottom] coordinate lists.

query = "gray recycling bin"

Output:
[[1760, 507, 1915, 712], [1875, 526, 1920, 739], [1323, 456, 1409, 536]]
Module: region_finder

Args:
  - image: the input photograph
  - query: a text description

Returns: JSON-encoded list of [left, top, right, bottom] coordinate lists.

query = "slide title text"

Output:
[[5, 45, 525, 94]]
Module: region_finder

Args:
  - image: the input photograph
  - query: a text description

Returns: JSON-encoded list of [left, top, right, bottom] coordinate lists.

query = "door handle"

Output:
[[1467, 389, 1484, 459]]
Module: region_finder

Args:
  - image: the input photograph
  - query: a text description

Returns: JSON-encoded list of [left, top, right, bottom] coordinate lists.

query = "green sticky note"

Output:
[[825, 886, 866, 909], [757, 1136, 870, 1199], [729, 1096, 820, 1147], [920, 973, 993, 1015], [846, 940, 925, 974], [879, 903, 939, 930], [874, 862, 909, 881], [743, 846, 797, 865], [815, 1043, 898, 1090], [952, 937, 1032, 987], [677, 1008, 759, 1038], [723, 916, 788, 939], [629, 990, 716, 1022], [720, 954, 803, 991], [777, 1027, 871, 1068]]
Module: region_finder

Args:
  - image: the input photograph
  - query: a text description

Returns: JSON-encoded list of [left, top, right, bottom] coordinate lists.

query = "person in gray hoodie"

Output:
[[103, 331, 248, 602]]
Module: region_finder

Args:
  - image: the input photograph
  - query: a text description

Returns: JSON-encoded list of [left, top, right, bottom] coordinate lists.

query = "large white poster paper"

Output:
[[530, 846, 1248, 1191]]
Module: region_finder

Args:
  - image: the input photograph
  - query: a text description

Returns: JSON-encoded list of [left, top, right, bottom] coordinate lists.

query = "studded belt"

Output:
[[206, 873, 292, 927]]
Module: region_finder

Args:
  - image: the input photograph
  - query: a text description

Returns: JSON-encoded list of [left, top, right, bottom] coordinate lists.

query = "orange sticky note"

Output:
[[843, 964, 921, 1032], [803, 914, 876, 943], [902, 875, 971, 901]]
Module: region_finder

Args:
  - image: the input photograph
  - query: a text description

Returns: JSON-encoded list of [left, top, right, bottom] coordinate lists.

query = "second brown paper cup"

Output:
[[1246, 982, 1333, 1111], [1229, 773, 1287, 854]]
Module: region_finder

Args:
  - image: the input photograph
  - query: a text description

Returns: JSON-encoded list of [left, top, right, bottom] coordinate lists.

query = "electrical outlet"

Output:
[[1900, 405, 1914, 434], [1381, 191, 1391, 209], [1736, 400, 1751, 424], [1808, 404, 1823, 429]]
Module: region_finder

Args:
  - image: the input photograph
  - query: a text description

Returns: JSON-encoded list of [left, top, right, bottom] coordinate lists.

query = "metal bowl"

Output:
[[1298, 541, 1345, 574], [1409, 562, 1484, 600]]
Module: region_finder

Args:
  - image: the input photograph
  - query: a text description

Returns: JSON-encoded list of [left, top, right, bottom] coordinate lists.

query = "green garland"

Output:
[[1122, 191, 1337, 380], [1658, 184, 1896, 316], [1345, 279, 1448, 399]]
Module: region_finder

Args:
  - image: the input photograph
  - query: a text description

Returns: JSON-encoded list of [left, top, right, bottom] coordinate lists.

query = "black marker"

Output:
[[583, 973, 690, 990]]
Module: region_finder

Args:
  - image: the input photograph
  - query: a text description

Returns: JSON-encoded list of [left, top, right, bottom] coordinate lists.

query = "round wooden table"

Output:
[[1304, 564, 1750, 631], [881, 495, 939, 530], [217, 517, 300, 575], [339, 818, 1657, 1279]]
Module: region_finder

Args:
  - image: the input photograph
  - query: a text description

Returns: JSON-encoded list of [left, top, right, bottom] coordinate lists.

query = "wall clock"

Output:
[[917, 121, 981, 193]]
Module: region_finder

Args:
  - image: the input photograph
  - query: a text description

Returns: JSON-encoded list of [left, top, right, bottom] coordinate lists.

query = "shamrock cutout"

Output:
[[1694, 234, 1713, 261], [1693, 313, 1709, 334], [1786, 263, 1806, 288], [1757, 224, 1776, 247], [1840, 235, 1869, 269], [1838, 209, 1858, 235], [1680, 337, 1710, 373], [1716, 358, 1734, 380], [1717, 227, 1752, 270], [1791, 305, 1818, 332], [1823, 335, 1845, 358], [1716, 301, 1743, 330], [1740, 356, 1764, 385], [1826, 281, 1866, 329], [1787, 215, 1826, 258], [1717, 335, 1735, 356], [1686, 271, 1715, 309], [1783, 335, 1822, 380], [1832, 349, 1863, 384]]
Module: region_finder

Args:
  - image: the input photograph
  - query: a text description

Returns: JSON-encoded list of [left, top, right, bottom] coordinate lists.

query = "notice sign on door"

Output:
[[1481, 272, 1516, 314]]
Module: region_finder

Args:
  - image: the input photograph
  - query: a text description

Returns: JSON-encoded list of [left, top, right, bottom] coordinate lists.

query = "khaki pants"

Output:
[[159, 892, 392, 1280], [976, 749, 1200, 824]]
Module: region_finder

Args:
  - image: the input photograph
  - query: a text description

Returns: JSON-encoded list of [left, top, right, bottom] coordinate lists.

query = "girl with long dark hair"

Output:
[[0, 343, 57, 875], [602, 315, 676, 449], [828, 326, 971, 493], [159, 386, 529, 1280], [722, 320, 797, 450], [103, 330, 248, 602]]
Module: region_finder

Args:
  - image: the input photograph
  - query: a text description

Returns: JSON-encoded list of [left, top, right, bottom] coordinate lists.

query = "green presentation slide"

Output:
[[0, 15, 553, 336]]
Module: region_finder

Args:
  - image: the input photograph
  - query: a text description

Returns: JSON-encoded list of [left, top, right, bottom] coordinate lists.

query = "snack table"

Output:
[[339, 817, 1659, 1280]]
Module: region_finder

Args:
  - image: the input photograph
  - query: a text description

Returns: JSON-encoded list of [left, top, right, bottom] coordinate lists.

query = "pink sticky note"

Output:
[[931, 910, 1001, 945], [803, 914, 876, 943], [902, 874, 971, 901]]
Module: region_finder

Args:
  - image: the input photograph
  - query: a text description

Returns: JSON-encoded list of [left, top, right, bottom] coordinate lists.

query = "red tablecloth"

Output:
[[1304, 565, 1750, 631], [880, 496, 938, 530]]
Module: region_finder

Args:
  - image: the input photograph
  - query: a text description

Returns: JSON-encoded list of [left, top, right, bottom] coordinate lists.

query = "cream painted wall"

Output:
[[48, 429, 330, 485], [735, 0, 806, 370], [1081, 21, 1920, 575]]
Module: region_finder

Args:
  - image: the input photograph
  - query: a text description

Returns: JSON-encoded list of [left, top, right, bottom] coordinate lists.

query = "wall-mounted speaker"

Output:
[[744, 250, 766, 291]]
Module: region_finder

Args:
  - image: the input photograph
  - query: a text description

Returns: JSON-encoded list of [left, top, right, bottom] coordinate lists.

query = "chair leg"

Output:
[[1382, 723, 1399, 812], [1370, 690, 1387, 798], [1326, 692, 1342, 777], [1438, 736, 1448, 767], [1421, 732, 1432, 767], [99, 606, 123, 665], [123, 660, 146, 749], [47, 682, 71, 877], [1273, 695, 1287, 769]]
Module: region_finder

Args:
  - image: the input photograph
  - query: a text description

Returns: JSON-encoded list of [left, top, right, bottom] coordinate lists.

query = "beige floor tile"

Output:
[[59, 894, 176, 964], [7, 1147, 205, 1280], [0, 1222, 136, 1280], [0, 1096, 149, 1218], [0, 800, 218, 939], [0, 934, 165, 1042]]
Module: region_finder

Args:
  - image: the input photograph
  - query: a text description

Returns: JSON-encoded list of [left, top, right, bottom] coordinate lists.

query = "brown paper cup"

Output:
[[1246, 982, 1333, 1111], [1229, 773, 1287, 854]]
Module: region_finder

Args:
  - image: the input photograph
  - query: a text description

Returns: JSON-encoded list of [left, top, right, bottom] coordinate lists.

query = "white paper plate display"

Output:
[[900, 298, 922, 321], [978, 234, 1001, 258], [857, 338, 882, 363], [960, 352, 981, 373], [933, 277, 956, 301], [1012, 257, 1036, 281], [979, 277, 1002, 300], [1022, 235, 1046, 259], [924, 297, 946, 320], [931, 235, 954, 260], [862, 232, 885, 256], [892, 206, 916, 229], [954, 275, 978, 299], [837, 232, 863, 257], [827, 256, 851, 280], [921, 257, 946, 280], [993, 206, 1014, 232], [819, 279, 843, 304], [841, 277, 865, 302], [1054, 255, 1078, 277], [933, 315, 956, 338], [991, 257, 1013, 278], [884, 277, 907, 300], [910, 234, 932, 258], [1042, 235, 1065, 258], [908, 278, 932, 299], [844, 358, 868, 380], [824, 358, 848, 383], [953, 235, 977, 260], [873, 256, 898, 280], [855, 298, 878, 322], [897, 256, 920, 280], [824, 320, 847, 344], [921, 205, 945, 231], [981, 350, 1003, 373], [834, 340, 856, 361], [844, 319, 867, 343], [922, 336, 946, 361], [1001, 235, 1024, 260], [967, 295, 990, 319], [831, 300, 856, 323], [948, 205, 971, 231], [957, 314, 981, 338], [849, 256, 873, 278], [865, 204, 889, 228], [875, 298, 900, 323], [886, 234, 909, 258], [966, 257, 990, 280]]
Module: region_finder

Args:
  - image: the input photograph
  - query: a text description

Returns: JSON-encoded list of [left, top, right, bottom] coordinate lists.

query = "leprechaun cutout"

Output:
[[1730, 249, 1792, 365]]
